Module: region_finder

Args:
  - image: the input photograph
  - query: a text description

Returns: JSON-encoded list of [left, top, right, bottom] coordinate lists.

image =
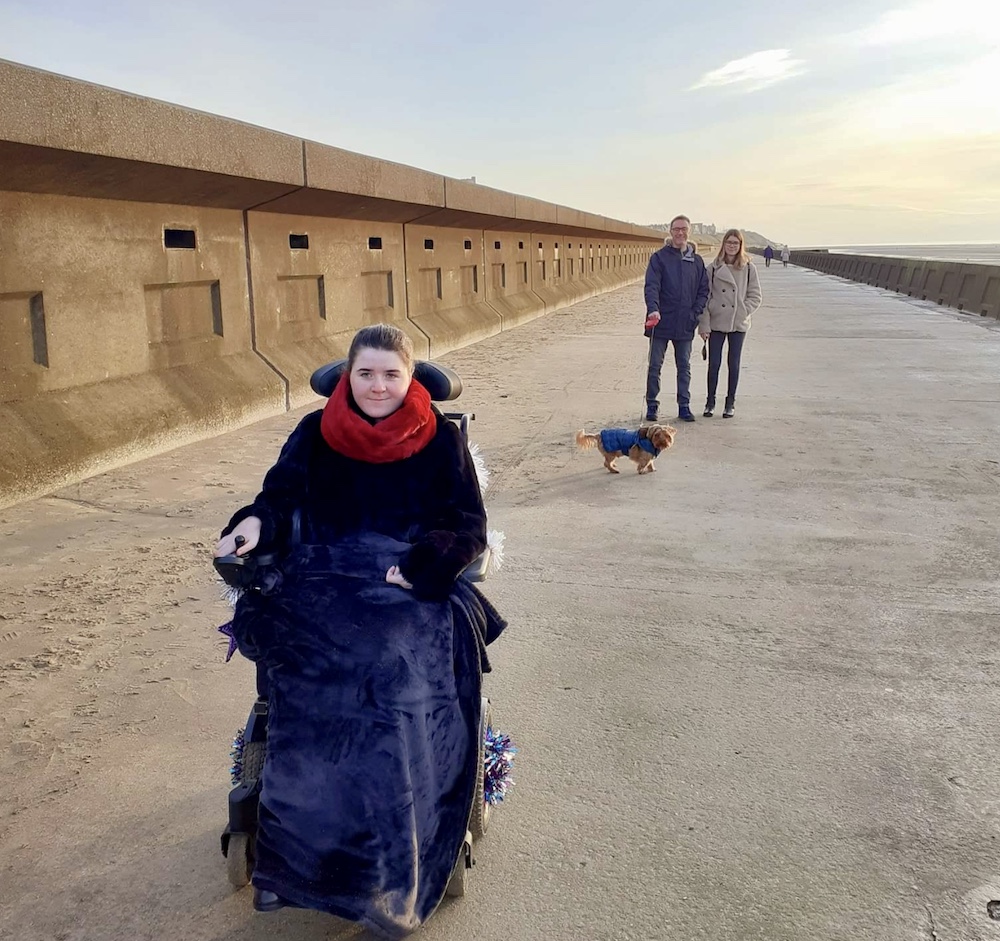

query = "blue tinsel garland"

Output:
[[228, 723, 517, 804], [483, 726, 517, 805], [229, 727, 245, 786]]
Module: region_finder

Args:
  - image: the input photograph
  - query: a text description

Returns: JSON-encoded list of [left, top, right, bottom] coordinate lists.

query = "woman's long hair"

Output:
[[714, 229, 751, 269]]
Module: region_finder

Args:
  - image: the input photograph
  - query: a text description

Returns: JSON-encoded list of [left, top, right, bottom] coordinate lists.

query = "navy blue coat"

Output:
[[643, 244, 709, 340], [599, 429, 657, 455]]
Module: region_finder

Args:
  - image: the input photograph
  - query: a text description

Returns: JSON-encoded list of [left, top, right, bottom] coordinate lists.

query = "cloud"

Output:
[[690, 50, 806, 92], [853, 0, 998, 46]]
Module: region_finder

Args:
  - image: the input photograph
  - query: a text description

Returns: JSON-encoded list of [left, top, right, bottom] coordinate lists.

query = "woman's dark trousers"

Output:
[[706, 330, 746, 409]]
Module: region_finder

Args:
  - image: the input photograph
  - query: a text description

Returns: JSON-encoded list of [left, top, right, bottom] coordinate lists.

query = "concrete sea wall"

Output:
[[0, 59, 663, 507], [787, 250, 999, 320]]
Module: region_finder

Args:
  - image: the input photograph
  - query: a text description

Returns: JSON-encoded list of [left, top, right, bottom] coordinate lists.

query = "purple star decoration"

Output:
[[218, 621, 238, 663]]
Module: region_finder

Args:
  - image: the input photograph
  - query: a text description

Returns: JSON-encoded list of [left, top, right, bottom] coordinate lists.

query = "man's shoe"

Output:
[[645, 410, 658, 423], [253, 888, 293, 913], [678, 407, 696, 422]]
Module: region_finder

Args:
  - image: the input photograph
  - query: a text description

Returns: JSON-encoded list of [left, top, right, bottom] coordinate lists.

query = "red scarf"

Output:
[[320, 376, 437, 463]]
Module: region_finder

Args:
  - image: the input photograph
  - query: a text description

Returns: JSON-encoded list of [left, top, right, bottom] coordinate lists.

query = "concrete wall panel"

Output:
[[403, 225, 501, 357], [482, 230, 545, 328], [0, 191, 256, 399], [246, 212, 425, 407], [0, 189, 283, 506]]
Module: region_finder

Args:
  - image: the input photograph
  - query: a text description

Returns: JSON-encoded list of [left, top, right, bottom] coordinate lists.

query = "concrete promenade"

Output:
[[3, 263, 1000, 940]]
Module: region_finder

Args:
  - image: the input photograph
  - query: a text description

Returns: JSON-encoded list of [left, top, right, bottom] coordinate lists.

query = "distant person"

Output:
[[763, 244, 774, 267], [643, 215, 709, 423], [781, 246, 790, 268], [698, 229, 762, 419]]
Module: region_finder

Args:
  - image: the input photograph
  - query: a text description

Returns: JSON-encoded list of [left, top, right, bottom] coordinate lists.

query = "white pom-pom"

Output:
[[468, 441, 490, 493], [486, 529, 505, 575], [220, 580, 244, 607]]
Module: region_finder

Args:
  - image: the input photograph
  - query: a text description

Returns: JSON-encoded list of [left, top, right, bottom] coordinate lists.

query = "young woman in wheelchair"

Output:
[[214, 322, 504, 937]]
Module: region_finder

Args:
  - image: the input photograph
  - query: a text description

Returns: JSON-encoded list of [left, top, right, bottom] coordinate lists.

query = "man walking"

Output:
[[643, 215, 709, 423], [763, 244, 774, 267]]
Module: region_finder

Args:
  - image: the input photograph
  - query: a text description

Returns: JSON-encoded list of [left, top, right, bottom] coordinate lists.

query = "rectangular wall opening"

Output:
[[164, 228, 196, 250], [29, 293, 49, 366], [289, 234, 309, 250], [0, 291, 49, 370]]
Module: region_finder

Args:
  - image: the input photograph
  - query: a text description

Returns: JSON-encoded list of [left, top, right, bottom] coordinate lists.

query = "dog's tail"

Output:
[[575, 429, 600, 451]]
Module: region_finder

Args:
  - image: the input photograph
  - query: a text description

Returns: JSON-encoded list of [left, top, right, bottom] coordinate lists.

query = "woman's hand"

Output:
[[214, 516, 262, 558], [385, 565, 413, 590], [699, 330, 711, 340]]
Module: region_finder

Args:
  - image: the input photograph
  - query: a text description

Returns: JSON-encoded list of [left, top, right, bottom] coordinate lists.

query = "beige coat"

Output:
[[699, 260, 762, 334]]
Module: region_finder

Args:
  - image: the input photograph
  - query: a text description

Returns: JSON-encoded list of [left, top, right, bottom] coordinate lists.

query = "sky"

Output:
[[1, 0, 998, 246]]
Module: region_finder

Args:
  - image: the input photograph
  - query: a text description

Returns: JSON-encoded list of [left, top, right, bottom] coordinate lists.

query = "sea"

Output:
[[825, 243, 1000, 265]]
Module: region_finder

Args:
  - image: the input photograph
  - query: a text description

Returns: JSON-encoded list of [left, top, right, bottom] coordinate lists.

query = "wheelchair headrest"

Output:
[[309, 359, 463, 402]]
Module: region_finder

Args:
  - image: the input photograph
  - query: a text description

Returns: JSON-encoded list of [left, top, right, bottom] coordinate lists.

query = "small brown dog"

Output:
[[576, 423, 676, 474]]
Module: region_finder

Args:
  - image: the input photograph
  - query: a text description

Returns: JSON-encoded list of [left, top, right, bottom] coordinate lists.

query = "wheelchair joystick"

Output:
[[214, 532, 275, 591]]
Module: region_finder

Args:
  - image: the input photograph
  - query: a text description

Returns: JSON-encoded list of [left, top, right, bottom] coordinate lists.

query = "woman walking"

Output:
[[698, 229, 762, 418]]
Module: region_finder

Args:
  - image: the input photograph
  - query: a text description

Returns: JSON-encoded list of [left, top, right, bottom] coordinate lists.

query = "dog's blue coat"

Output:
[[599, 428, 658, 455], [231, 535, 505, 938]]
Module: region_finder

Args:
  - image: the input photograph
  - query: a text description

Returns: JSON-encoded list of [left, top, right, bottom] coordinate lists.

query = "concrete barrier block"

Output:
[[0, 191, 256, 400], [483, 231, 545, 328], [0, 60, 303, 186], [528, 234, 600, 312], [403, 225, 501, 357], [556, 206, 588, 234], [979, 274, 1000, 319], [902, 261, 924, 296], [445, 178, 516, 216], [953, 265, 1000, 317], [258, 142, 445, 223], [515, 195, 560, 231], [0, 353, 283, 509], [246, 212, 426, 407], [0, 189, 286, 505]]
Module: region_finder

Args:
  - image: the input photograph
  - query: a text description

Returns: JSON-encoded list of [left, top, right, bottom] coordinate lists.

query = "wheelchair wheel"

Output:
[[226, 833, 254, 888], [470, 698, 492, 841], [240, 740, 265, 784]]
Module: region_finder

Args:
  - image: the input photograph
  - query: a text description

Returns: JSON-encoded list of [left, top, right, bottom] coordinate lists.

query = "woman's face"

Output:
[[724, 236, 742, 258], [349, 348, 412, 420]]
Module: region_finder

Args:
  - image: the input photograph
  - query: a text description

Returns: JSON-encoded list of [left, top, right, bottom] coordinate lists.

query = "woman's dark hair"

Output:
[[347, 323, 415, 373]]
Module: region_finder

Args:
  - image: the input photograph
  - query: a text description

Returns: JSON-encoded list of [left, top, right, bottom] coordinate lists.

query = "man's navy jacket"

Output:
[[643, 243, 709, 340]]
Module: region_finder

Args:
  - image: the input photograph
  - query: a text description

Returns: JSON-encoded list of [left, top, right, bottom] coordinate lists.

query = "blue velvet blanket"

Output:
[[231, 534, 502, 937]]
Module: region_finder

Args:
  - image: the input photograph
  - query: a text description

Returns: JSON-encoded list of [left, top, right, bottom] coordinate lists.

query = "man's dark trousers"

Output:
[[646, 336, 692, 415]]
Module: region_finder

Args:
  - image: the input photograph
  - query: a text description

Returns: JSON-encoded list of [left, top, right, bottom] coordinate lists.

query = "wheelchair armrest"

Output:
[[462, 548, 491, 583]]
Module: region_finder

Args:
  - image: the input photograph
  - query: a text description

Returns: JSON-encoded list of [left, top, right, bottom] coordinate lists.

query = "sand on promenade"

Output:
[[3, 264, 1000, 940]]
